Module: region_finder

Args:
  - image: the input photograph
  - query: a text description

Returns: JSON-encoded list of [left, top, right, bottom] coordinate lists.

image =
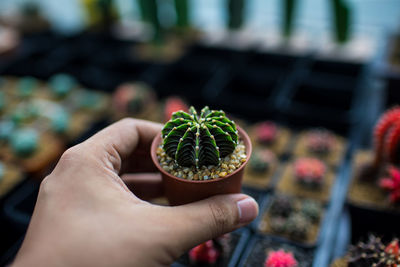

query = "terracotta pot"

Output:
[[150, 126, 252, 206]]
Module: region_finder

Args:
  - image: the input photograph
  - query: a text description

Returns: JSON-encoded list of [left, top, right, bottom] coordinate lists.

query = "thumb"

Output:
[[165, 194, 258, 253]]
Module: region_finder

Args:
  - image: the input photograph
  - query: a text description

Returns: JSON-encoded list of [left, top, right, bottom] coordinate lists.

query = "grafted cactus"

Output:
[[162, 106, 238, 168], [373, 106, 400, 166]]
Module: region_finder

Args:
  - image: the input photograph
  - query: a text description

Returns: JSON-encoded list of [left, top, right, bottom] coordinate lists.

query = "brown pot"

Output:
[[150, 126, 252, 206]]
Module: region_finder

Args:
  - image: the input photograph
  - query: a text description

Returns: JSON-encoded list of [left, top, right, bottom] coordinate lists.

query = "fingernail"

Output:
[[237, 197, 258, 224]]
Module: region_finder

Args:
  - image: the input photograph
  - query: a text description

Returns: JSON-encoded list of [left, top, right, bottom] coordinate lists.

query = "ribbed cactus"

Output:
[[373, 106, 400, 167], [162, 106, 238, 168]]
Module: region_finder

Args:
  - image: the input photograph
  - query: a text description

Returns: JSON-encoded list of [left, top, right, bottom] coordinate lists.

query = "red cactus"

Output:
[[305, 128, 336, 155], [385, 122, 400, 164], [164, 96, 189, 122], [264, 250, 298, 267], [189, 240, 220, 265], [373, 107, 400, 166], [254, 121, 278, 144], [379, 166, 400, 203], [294, 158, 326, 187], [385, 239, 399, 256]]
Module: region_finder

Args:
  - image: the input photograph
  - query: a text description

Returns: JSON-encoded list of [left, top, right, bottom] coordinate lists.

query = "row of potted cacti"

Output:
[[156, 105, 400, 266], [80, 0, 353, 45], [0, 71, 358, 267], [0, 75, 110, 183]]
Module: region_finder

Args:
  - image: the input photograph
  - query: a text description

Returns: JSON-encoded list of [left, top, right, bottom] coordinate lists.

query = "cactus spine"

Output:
[[162, 106, 238, 168]]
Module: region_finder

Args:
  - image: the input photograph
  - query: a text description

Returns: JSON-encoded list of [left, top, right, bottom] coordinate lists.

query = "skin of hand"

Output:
[[12, 119, 258, 267]]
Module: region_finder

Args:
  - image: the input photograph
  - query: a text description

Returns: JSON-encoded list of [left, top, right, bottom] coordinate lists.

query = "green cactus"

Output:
[[331, 0, 352, 44], [269, 217, 287, 234], [301, 200, 321, 223], [270, 195, 293, 217], [281, 0, 298, 38], [286, 214, 308, 240], [162, 106, 238, 168], [174, 0, 190, 29]]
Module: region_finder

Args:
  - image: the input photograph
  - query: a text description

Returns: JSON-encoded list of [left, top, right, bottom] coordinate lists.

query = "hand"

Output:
[[12, 119, 258, 267]]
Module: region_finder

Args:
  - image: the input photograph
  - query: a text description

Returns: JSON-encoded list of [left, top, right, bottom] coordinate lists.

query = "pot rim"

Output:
[[150, 126, 252, 184]]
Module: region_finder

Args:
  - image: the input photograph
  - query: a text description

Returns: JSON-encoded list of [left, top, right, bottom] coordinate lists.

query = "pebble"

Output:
[[157, 141, 247, 181]]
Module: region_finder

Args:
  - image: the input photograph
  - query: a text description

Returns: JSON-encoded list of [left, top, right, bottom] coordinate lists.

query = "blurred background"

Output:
[[1, 1, 400, 266]]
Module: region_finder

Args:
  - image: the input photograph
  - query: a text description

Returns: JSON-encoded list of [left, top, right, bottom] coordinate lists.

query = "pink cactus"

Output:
[[254, 121, 278, 144], [305, 129, 336, 155], [294, 158, 326, 188], [380, 166, 400, 203], [164, 96, 189, 122], [264, 249, 298, 267]]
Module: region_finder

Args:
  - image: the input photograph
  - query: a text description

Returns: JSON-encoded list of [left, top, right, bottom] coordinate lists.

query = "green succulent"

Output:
[[286, 213, 308, 240], [270, 195, 293, 217], [301, 200, 321, 223], [162, 106, 238, 168], [49, 73, 76, 97], [18, 77, 37, 97], [10, 128, 38, 157]]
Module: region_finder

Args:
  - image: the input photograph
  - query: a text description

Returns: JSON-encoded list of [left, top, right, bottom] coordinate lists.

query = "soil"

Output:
[[276, 160, 335, 202], [348, 150, 399, 210], [242, 237, 314, 267], [258, 195, 324, 245], [249, 126, 291, 156], [330, 257, 347, 267], [0, 163, 23, 196], [293, 131, 346, 167], [176, 232, 240, 267]]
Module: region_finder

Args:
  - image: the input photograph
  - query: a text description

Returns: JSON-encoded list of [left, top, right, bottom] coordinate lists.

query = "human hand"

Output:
[[12, 119, 258, 267]]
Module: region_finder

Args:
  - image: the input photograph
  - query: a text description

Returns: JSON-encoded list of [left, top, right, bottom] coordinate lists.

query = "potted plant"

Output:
[[250, 121, 292, 156], [293, 128, 346, 167], [331, 235, 400, 266], [348, 107, 400, 237], [257, 194, 324, 246], [276, 157, 335, 202], [243, 147, 277, 190], [112, 82, 159, 122], [150, 106, 252, 205]]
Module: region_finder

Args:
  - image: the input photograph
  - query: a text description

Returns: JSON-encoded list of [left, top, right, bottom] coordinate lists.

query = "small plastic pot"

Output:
[[150, 126, 252, 206]]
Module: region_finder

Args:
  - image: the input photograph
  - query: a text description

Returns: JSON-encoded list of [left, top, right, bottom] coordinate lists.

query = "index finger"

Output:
[[83, 118, 162, 174]]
